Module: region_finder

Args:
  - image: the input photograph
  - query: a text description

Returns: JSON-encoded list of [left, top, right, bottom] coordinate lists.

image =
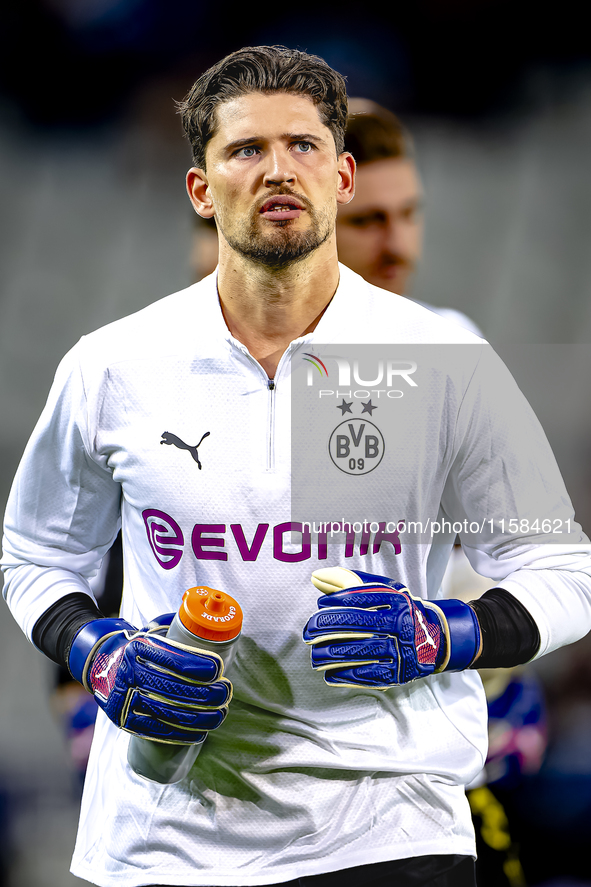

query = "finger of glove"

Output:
[[310, 636, 399, 669], [347, 569, 408, 591], [323, 663, 403, 688], [311, 567, 364, 595], [119, 691, 210, 743], [322, 648, 436, 686], [125, 718, 207, 744], [130, 636, 222, 683], [125, 691, 228, 732], [303, 602, 414, 642], [319, 637, 436, 684], [127, 657, 232, 707], [144, 613, 175, 633], [311, 567, 407, 595], [316, 588, 401, 610]]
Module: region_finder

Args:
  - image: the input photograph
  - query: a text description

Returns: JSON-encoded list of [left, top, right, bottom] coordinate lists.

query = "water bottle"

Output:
[[127, 585, 243, 784]]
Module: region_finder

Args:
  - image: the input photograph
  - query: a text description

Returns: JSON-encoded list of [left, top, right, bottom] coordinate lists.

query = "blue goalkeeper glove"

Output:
[[303, 568, 481, 688], [68, 614, 232, 744]]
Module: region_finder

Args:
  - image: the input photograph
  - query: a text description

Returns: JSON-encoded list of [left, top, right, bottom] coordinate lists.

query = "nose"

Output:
[[383, 220, 411, 259], [263, 146, 296, 188], [383, 220, 401, 252]]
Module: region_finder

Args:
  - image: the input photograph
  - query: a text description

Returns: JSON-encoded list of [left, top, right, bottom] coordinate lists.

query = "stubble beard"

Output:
[[219, 197, 335, 269]]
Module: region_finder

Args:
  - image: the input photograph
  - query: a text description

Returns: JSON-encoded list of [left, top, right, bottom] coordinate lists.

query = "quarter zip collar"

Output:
[[212, 267, 350, 366]]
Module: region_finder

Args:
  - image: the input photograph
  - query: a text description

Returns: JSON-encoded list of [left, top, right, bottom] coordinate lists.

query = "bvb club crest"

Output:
[[328, 418, 385, 476]]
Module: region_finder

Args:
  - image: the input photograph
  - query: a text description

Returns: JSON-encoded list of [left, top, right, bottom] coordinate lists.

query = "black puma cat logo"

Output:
[[160, 431, 210, 470]]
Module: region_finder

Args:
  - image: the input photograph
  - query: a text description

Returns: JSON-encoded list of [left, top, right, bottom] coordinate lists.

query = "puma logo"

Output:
[[160, 431, 210, 470], [94, 649, 122, 681], [415, 610, 438, 650]]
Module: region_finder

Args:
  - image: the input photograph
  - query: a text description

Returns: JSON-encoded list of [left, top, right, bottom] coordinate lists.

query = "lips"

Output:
[[259, 194, 305, 221]]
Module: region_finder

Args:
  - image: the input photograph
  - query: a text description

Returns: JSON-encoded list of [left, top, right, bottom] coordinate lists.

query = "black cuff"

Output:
[[469, 587, 541, 668], [32, 593, 104, 673]]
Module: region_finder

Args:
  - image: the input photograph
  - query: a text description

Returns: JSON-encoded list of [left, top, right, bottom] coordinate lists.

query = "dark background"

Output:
[[3, 0, 590, 124]]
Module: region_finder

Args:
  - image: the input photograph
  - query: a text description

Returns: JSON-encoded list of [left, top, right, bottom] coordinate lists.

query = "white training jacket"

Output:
[[3, 264, 591, 886]]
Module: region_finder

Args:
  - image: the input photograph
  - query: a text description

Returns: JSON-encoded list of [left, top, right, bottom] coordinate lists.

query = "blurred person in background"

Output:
[[336, 98, 482, 336], [336, 99, 421, 296]]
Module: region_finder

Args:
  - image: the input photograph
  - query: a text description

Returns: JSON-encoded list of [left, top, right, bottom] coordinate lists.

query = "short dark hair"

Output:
[[344, 98, 413, 165], [177, 45, 349, 170]]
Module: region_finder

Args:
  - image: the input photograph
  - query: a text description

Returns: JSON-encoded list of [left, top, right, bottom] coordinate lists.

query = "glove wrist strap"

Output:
[[68, 618, 136, 689], [434, 600, 481, 672]]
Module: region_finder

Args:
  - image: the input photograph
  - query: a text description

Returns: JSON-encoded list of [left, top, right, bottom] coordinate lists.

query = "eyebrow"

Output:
[[224, 132, 329, 152], [346, 196, 425, 215]]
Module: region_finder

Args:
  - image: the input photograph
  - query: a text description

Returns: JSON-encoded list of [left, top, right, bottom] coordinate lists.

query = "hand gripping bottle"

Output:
[[127, 585, 242, 784]]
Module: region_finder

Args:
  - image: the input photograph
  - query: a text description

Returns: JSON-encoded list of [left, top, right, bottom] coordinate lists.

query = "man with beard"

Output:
[[3, 45, 591, 887]]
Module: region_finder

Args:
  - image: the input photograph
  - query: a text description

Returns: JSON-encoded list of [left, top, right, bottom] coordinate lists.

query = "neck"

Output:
[[216, 236, 340, 378]]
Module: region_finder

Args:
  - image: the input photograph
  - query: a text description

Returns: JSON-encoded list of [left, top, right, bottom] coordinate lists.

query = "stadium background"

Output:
[[1, 2, 591, 884]]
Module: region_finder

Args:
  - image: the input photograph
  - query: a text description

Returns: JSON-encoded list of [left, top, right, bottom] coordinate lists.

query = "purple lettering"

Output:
[[359, 526, 371, 557], [344, 528, 356, 558], [144, 512, 393, 566], [143, 509, 184, 570], [230, 524, 269, 561], [274, 522, 311, 563], [191, 524, 227, 561], [372, 521, 402, 555]]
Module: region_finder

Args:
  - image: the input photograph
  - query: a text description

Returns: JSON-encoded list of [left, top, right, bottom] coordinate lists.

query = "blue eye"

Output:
[[236, 146, 259, 158], [296, 142, 312, 152]]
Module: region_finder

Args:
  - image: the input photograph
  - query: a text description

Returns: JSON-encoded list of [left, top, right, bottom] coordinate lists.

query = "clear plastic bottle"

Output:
[[127, 585, 243, 784]]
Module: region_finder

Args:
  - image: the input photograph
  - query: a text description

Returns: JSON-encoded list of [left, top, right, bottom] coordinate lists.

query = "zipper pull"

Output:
[[268, 380, 275, 391]]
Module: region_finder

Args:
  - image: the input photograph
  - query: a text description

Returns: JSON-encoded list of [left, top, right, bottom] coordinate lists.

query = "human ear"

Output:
[[186, 168, 215, 219], [336, 152, 356, 206]]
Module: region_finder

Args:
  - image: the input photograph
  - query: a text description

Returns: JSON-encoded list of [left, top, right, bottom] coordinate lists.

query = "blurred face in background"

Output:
[[336, 157, 424, 295]]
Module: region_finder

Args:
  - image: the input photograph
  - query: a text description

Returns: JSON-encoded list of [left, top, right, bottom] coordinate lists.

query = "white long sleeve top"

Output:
[[3, 265, 591, 886]]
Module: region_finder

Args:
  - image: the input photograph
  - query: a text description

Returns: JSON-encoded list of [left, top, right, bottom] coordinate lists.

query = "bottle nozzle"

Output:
[[204, 591, 225, 613], [178, 586, 243, 641]]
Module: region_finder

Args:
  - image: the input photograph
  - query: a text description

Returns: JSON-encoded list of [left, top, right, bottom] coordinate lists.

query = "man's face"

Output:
[[336, 157, 424, 294], [192, 92, 354, 268]]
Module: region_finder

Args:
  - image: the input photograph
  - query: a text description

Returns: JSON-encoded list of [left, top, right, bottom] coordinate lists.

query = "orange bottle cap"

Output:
[[179, 586, 243, 641]]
